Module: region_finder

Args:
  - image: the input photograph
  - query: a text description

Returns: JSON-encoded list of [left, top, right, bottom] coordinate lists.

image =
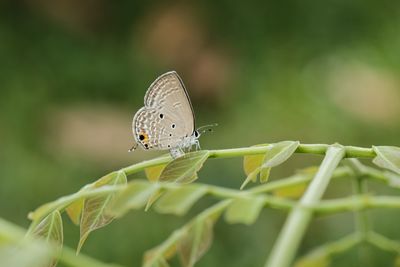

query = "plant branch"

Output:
[[351, 169, 370, 238], [295, 232, 362, 265], [313, 195, 400, 213], [367, 231, 400, 254], [249, 166, 351, 194], [29, 167, 400, 227], [121, 144, 375, 177], [265, 144, 346, 267]]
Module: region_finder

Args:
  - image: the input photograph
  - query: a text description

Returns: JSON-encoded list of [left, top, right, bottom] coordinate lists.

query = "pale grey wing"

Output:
[[133, 107, 159, 150], [144, 71, 195, 138], [133, 107, 186, 150]]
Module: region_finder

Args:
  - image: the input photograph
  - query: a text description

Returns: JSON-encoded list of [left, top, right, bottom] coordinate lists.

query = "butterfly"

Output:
[[131, 71, 215, 158]]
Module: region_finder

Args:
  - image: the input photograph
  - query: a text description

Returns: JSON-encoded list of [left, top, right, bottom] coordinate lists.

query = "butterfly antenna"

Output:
[[128, 144, 138, 152], [197, 123, 218, 134]]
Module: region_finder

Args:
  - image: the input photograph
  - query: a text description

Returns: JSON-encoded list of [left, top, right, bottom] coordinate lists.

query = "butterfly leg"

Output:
[[128, 143, 138, 152], [187, 144, 192, 152], [194, 140, 201, 150], [170, 147, 185, 159]]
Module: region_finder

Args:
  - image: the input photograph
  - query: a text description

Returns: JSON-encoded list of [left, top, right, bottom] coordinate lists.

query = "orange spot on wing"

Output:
[[139, 131, 149, 143]]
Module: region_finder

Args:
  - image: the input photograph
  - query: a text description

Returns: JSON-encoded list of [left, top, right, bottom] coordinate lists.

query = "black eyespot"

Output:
[[159, 113, 164, 119], [171, 124, 176, 128], [167, 145, 170, 148], [169, 133, 172, 137], [144, 144, 149, 149], [139, 134, 145, 140]]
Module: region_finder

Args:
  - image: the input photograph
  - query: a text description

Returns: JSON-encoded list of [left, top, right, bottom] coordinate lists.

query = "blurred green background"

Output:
[[1, 1, 400, 266]]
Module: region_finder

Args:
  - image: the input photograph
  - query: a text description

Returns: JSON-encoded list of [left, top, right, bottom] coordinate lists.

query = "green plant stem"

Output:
[[344, 159, 371, 238], [367, 231, 400, 254], [296, 233, 362, 264], [121, 144, 375, 176], [346, 158, 371, 265], [313, 195, 400, 213], [0, 218, 122, 267], [249, 167, 351, 194], [60, 247, 124, 267], [321, 233, 363, 255], [265, 144, 346, 267], [352, 177, 370, 238]]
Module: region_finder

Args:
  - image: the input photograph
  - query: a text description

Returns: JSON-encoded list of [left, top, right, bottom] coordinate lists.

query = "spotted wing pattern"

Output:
[[133, 71, 195, 150]]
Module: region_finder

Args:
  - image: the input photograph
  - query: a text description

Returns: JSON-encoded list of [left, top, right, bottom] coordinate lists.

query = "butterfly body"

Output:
[[132, 71, 200, 158]]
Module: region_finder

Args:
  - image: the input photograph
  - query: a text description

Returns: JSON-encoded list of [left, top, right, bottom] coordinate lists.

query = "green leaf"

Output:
[[372, 146, 400, 174], [224, 196, 266, 225], [155, 185, 208, 215], [259, 167, 271, 183], [32, 210, 63, 267], [159, 151, 210, 184], [143, 201, 229, 267], [240, 167, 260, 190], [273, 183, 307, 199], [110, 180, 160, 216], [178, 218, 214, 267], [32, 211, 63, 247], [0, 241, 54, 267], [144, 249, 173, 267], [241, 144, 270, 189], [294, 250, 330, 267], [143, 231, 181, 267], [154, 258, 170, 267], [177, 201, 230, 266], [66, 198, 84, 225], [385, 171, 400, 188], [145, 164, 167, 182], [241, 142, 298, 188], [145, 189, 165, 211], [77, 171, 127, 253], [262, 141, 300, 169], [243, 153, 266, 176]]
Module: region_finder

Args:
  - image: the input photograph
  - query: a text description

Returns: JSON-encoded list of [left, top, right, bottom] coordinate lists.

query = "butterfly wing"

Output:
[[133, 71, 195, 150], [145, 71, 195, 135]]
